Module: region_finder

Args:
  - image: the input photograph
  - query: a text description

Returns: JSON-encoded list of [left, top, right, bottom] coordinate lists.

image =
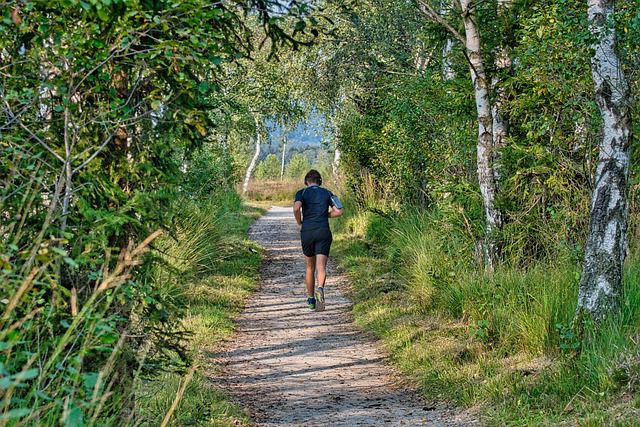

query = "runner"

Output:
[[293, 169, 343, 311]]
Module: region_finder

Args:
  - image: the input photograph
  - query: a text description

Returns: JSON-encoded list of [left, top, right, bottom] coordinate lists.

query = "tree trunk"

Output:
[[442, 38, 455, 81], [221, 126, 230, 189], [491, 91, 508, 185], [280, 134, 287, 181], [576, 0, 632, 320], [440, 1, 455, 81], [460, 0, 502, 270], [60, 106, 72, 233], [491, 0, 513, 187], [332, 147, 341, 179], [242, 115, 261, 195]]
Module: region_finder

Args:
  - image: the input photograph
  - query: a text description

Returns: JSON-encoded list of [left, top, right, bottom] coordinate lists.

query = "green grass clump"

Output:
[[333, 200, 640, 425], [135, 192, 264, 427]]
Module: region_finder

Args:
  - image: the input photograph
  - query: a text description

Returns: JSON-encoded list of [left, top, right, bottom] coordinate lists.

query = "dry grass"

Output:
[[243, 179, 301, 202]]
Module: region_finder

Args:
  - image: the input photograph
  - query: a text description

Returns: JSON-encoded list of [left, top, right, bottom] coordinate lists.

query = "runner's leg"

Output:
[[316, 254, 328, 288], [314, 254, 328, 311], [305, 255, 316, 297]]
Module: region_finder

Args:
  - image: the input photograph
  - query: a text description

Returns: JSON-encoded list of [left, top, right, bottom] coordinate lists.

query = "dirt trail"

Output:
[[216, 206, 469, 426]]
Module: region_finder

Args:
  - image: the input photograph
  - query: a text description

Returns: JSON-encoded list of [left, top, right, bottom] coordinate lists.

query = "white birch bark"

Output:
[[242, 115, 261, 195], [221, 123, 232, 188], [332, 147, 341, 178], [442, 38, 455, 80], [417, 0, 503, 269], [460, 0, 502, 269], [331, 120, 341, 179], [280, 134, 287, 181], [577, 0, 632, 320], [441, 0, 455, 81]]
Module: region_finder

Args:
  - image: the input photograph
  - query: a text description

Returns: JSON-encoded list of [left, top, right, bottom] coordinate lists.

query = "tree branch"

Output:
[[72, 133, 115, 175], [17, 121, 64, 163], [416, 0, 466, 45]]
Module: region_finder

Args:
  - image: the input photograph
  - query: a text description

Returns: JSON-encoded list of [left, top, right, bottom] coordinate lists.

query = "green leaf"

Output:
[[100, 332, 118, 344], [50, 247, 68, 257], [19, 368, 39, 381], [64, 402, 84, 427], [0, 368, 39, 389], [82, 372, 99, 392], [0, 408, 31, 421], [97, 7, 109, 22], [63, 257, 79, 268], [197, 81, 209, 94]]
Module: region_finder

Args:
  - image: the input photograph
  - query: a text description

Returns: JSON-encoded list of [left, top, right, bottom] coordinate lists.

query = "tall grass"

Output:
[[0, 230, 163, 426], [333, 199, 640, 425], [135, 192, 263, 427], [0, 190, 263, 426]]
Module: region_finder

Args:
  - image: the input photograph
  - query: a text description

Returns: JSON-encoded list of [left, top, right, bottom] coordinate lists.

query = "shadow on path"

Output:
[[213, 206, 471, 427]]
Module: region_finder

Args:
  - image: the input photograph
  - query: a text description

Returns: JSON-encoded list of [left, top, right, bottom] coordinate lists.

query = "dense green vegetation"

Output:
[[3, 0, 640, 425], [295, 0, 640, 423], [0, 1, 314, 424], [136, 194, 262, 427], [333, 197, 640, 424]]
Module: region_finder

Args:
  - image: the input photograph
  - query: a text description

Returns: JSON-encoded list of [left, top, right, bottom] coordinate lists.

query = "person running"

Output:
[[293, 169, 343, 311]]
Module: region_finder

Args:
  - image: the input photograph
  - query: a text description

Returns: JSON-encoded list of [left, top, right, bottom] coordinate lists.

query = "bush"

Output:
[[284, 152, 311, 180], [255, 154, 281, 180], [0, 136, 241, 424]]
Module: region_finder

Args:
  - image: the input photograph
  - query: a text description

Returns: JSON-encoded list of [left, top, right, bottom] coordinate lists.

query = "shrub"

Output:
[[255, 154, 281, 180], [284, 152, 312, 180]]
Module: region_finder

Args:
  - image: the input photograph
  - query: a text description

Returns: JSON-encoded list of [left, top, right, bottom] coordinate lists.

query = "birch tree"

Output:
[[332, 147, 342, 178], [440, 0, 456, 81], [417, 0, 503, 269], [576, 0, 632, 320], [491, 0, 513, 186], [243, 114, 262, 194], [281, 132, 288, 180]]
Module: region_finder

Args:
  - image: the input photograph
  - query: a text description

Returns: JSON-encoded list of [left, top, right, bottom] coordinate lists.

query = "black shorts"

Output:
[[301, 227, 333, 257]]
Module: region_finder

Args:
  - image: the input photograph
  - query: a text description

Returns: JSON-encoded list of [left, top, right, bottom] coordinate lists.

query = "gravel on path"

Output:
[[215, 206, 473, 427]]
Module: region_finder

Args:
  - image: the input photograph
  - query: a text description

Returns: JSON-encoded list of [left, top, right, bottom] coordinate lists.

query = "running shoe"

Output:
[[307, 297, 316, 310], [314, 287, 325, 312]]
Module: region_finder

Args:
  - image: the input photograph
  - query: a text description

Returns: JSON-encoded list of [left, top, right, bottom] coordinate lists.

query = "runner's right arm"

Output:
[[293, 189, 304, 227], [294, 201, 303, 226], [328, 192, 343, 218]]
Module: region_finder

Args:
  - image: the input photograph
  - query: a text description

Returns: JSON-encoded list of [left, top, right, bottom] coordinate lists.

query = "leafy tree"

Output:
[[0, 0, 330, 423], [255, 153, 282, 180], [285, 152, 312, 180]]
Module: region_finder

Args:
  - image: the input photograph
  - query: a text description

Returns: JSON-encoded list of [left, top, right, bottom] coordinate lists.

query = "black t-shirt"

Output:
[[295, 185, 336, 232]]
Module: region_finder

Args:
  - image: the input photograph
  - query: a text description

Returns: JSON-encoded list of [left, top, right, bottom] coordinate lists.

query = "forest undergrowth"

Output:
[[333, 195, 640, 426], [135, 193, 263, 427]]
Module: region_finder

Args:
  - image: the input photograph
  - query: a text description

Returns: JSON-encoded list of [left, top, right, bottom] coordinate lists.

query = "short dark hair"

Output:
[[304, 169, 322, 186]]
